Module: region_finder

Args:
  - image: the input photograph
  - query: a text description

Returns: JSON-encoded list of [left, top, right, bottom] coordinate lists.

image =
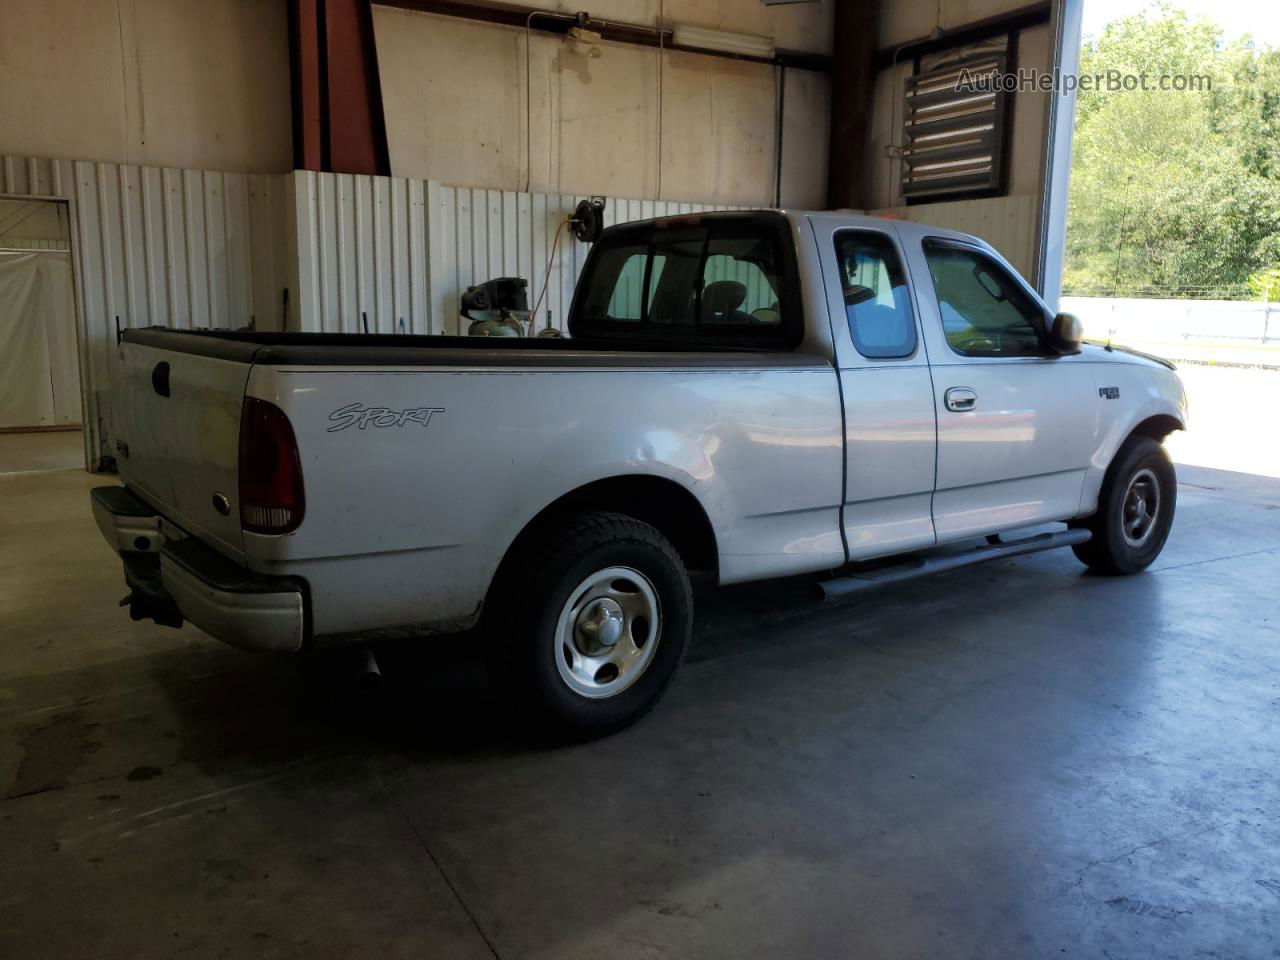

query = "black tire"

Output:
[[1070, 435, 1176, 575], [485, 512, 692, 737]]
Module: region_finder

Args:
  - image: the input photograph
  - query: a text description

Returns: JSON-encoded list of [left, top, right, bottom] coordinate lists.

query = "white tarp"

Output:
[[0, 251, 81, 429]]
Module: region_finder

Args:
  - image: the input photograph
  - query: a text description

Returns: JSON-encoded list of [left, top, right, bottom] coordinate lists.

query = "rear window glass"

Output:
[[569, 213, 801, 349], [834, 231, 916, 359]]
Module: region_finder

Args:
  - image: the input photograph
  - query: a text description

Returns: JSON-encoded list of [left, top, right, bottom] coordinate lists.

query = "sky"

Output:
[[1082, 0, 1280, 47]]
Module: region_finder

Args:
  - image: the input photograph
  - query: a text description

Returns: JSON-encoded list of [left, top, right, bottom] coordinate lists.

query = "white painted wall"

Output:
[[872, 195, 1040, 280], [373, 5, 831, 207], [567, 0, 834, 55], [879, 0, 1037, 48], [0, 0, 292, 174], [0, 0, 830, 209]]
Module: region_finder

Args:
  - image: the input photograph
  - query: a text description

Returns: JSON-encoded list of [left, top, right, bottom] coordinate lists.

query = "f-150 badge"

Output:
[[1099, 386, 1120, 400], [327, 403, 445, 432]]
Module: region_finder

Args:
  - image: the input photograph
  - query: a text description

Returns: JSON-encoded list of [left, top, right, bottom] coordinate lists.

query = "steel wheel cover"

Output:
[[1121, 467, 1161, 548], [553, 566, 662, 699]]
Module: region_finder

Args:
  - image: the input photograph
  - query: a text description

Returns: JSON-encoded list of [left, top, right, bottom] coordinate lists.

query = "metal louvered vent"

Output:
[[901, 53, 1008, 201]]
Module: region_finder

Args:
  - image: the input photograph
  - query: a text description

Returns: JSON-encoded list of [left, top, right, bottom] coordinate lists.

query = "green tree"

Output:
[[1064, 4, 1280, 299]]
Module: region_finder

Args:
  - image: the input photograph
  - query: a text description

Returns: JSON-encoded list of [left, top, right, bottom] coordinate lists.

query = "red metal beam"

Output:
[[288, 0, 391, 176], [288, 0, 324, 171]]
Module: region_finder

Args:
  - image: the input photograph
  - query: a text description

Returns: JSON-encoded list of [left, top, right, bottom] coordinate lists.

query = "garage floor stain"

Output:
[[7, 713, 101, 800]]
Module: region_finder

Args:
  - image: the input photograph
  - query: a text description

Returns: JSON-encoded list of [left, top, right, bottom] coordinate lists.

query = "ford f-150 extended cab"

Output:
[[92, 210, 1187, 733]]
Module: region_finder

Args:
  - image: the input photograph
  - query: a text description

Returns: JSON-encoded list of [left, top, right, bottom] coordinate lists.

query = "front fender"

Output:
[[1080, 361, 1187, 514]]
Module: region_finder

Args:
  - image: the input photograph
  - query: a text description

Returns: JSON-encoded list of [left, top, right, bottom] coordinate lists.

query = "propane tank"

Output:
[[461, 277, 530, 337], [468, 313, 526, 337]]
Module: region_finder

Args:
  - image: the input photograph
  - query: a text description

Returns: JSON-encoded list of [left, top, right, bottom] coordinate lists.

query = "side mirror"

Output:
[[1047, 311, 1083, 355]]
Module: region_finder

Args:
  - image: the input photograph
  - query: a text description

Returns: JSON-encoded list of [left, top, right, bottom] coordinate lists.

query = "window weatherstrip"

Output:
[[639, 242, 655, 324]]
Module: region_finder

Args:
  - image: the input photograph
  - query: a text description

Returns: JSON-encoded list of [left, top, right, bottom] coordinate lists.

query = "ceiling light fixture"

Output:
[[671, 25, 775, 60]]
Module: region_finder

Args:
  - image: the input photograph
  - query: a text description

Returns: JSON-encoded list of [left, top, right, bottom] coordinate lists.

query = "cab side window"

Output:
[[923, 240, 1046, 357], [833, 231, 916, 359]]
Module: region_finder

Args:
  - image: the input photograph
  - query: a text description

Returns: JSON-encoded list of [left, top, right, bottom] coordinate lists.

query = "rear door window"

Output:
[[833, 231, 916, 359]]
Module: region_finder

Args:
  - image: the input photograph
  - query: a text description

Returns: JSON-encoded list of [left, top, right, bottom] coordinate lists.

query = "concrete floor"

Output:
[[0, 427, 85, 474], [2, 375, 1279, 958]]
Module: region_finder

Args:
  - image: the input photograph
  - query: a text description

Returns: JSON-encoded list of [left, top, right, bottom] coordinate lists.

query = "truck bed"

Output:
[[112, 324, 844, 640], [121, 327, 823, 368]]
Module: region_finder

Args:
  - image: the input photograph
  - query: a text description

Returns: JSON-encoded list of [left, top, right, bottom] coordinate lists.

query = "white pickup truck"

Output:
[[92, 210, 1187, 733]]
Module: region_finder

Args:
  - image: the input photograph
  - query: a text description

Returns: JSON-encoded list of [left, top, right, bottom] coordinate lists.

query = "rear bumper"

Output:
[[91, 486, 308, 653], [91, 484, 162, 554]]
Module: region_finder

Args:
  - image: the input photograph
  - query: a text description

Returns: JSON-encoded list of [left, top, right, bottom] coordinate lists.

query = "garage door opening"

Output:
[[1062, 1, 1280, 479], [0, 197, 83, 470]]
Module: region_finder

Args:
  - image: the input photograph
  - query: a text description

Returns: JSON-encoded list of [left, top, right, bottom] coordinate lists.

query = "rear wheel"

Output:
[[1070, 435, 1176, 574], [487, 512, 692, 736]]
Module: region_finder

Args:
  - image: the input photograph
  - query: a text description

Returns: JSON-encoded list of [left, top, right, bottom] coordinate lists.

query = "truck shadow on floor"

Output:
[[131, 542, 1165, 779]]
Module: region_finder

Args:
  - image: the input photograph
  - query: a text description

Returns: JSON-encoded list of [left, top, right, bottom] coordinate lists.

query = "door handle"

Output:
[[944, 386, 977, 412]]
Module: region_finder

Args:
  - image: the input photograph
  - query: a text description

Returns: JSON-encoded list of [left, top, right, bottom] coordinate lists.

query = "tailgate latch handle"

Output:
[[151, 361, 171, 398]]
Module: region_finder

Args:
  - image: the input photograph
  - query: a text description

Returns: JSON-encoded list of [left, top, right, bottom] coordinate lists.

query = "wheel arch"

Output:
[[1079, 412, 1183, 519], [484, 474, 719, 618], [1128, 413, 1183, 442]]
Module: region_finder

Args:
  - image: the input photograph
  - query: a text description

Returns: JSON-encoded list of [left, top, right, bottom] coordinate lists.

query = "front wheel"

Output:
[[486, 512, 692, 737], [1070, 435, 1176, 574]]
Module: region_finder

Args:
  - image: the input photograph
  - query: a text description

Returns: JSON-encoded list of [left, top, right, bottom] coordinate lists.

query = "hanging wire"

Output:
[[525, 10, 557, 194], [531, 218, 571, 323], [656, 0, 665, 202]]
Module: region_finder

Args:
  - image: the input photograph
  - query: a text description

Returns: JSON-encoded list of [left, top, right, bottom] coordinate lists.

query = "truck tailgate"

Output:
[[114, 340, 250, 559]]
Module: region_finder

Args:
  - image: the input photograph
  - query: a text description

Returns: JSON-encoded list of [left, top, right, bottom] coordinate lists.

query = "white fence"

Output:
[[1062, 296, 1279, 367]]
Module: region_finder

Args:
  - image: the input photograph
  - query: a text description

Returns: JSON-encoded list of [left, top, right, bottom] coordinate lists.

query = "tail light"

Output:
[[238, 397, 305, 534]]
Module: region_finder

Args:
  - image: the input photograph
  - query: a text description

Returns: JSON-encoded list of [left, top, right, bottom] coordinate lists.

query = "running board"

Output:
[[818, 529, 1092, 601]]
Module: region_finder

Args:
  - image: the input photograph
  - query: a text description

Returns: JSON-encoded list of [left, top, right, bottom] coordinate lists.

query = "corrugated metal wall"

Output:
[[3, 155, 755, 469], [3, 151, 1045, 473], [1, 155, 288, 467], [289, 171, 749, 336], [871, 195, 1039, 280]]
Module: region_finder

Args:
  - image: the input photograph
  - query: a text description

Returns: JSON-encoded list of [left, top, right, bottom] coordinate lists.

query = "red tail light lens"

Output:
[[238, 397, 305, 534]]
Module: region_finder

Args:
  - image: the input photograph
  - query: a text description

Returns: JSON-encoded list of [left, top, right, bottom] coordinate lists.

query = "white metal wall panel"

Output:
[[1, 155, 287, 468], [290, 170, 748, 336], [5, 153, 751, 470], [871, 195, 1039, 281]]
